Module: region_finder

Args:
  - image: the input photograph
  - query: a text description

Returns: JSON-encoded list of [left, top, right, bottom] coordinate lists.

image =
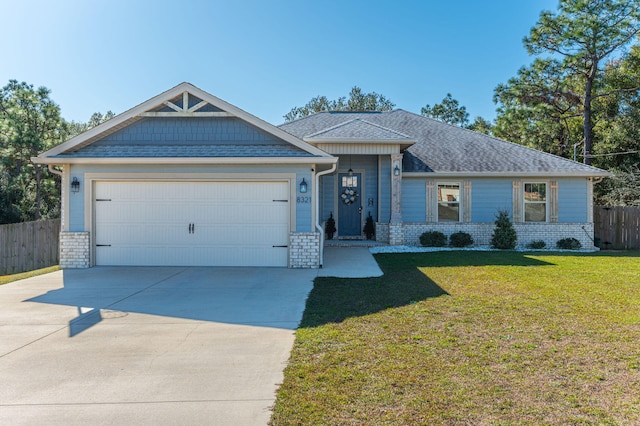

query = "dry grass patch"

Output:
[[0, 265, 60, 285], [271, 252, 640, 425]]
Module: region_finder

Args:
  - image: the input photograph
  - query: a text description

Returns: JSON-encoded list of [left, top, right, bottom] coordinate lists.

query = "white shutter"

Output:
[[512, 180, 523, 222], [549, 180, 558, 222], [425, 180, 436, 222], [463, 180, 472, 222]]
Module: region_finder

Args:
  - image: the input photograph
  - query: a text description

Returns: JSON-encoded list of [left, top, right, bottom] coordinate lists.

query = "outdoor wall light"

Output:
[[71, 177, 80, 193], [393, 165, 401, 176], [299, 177, 308, 193]]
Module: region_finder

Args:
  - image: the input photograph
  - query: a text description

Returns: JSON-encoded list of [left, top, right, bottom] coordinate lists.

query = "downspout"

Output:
[[48, 164, 63, 177], [315, 163, 337, 268]]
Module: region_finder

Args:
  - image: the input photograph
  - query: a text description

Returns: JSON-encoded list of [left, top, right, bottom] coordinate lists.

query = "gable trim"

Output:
[[34, 83, 332, 162], [31, 156, 337, 165]]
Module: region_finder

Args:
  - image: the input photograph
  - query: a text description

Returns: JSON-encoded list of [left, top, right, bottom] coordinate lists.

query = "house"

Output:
[[33, 83, 610, 269]]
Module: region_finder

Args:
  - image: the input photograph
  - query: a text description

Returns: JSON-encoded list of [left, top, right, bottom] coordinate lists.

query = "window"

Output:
[[341, 176, 358, 188], [437, 183, 460, 222], [524, 183, 547, 222]]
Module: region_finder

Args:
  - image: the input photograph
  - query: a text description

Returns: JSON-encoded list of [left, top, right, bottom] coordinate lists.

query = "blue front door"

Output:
[[338, 172, 362, 237]]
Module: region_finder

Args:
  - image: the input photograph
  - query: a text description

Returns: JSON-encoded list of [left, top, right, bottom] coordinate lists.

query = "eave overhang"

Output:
[[31, 156, 338, 165], [403, 171, 613, 178]]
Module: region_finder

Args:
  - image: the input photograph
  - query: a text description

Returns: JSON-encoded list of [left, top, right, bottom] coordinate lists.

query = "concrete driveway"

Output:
[[0, 266, 317, 425]]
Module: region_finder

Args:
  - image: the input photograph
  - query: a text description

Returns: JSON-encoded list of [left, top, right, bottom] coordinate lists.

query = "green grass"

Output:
[[271, 251, 640, 425], [0, 265, 60, 285]]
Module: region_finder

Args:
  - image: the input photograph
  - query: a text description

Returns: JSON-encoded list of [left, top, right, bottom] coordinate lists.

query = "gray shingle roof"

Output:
[[279, 110, 608, 175], [305, 118, 413, 141], [55, 144, 313, 158]]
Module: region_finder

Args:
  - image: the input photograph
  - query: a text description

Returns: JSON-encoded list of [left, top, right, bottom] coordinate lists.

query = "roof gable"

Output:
[[35, 83, 333, 163]]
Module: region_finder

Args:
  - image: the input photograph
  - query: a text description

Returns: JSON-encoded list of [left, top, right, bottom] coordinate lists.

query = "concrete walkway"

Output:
[[319, 247, 384, 278]]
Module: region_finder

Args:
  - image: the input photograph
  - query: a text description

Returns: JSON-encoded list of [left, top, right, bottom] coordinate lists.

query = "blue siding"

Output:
[[402, 178, 426, 222], [379, 156, 391, 222], [321, 174, 335, 222], [471, 179, 513, 222], [336, 155, 379, 221], [295, 168, 314, 232], [91, 117, 287, 146], [68, 172, 86, 231], [558, 178, 587, 222]]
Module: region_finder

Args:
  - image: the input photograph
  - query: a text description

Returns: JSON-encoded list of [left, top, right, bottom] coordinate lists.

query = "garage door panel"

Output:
[[95, 181, 290, 267]]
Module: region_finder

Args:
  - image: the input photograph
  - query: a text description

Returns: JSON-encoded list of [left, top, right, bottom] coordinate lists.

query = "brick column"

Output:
[[389, 153, 404, 245], [59, 232, 90, 268]]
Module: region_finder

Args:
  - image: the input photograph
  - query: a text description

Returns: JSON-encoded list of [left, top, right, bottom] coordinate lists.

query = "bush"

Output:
[[527, 240, 546, 249], [325, 212, 336, 239], [420, 231, 447, 247], [490, 210, 517, 249], [556, 237, 582, 250], [363, 213, 375, 240], [449, 231, 474, 248]]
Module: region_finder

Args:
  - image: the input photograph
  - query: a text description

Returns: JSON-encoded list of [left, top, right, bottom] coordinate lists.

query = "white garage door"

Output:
[[94, 181, 290, 267]]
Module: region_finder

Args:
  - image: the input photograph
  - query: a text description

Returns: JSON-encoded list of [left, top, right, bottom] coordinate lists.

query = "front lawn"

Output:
[[271, 252, 640, 425]]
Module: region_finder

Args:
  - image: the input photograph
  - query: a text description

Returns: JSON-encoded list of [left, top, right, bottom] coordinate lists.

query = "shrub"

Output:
[[490, 210, 517, 249], [527, 240, 546, 249], [449, 231, 474, 248], [325, 213, 336, 239], [556, 237, 582, 250], [419, 231, 447, 247], [363, 213, 375, 240]]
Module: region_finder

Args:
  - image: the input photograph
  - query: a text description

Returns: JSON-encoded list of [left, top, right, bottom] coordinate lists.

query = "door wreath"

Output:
[[341, 188, 358, 205]]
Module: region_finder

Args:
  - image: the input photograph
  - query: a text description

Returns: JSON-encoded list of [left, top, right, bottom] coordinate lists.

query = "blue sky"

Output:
[[1, 0, 557, 125]]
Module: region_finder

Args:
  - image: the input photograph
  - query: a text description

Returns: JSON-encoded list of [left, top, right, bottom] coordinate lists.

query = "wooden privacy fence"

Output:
[[0, 219, 60, 275], [594, 206, 640, 250]]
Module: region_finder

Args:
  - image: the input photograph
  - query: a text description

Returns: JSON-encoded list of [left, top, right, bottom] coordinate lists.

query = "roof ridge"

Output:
[[356, 118, 412, 139], [304, 118, 359, 138]]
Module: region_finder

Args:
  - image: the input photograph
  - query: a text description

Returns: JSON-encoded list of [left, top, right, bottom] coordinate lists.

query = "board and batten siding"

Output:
[[379, 156, 391, 222], [471, 179, 514, 222], [401, 178, 427, 222], [320, 174, 335, 222], [68, 163, 314, 233], [558, 178, 588, 222]]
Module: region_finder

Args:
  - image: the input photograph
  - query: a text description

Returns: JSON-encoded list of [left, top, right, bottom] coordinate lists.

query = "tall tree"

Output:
[[467, 116, 494, 135], [523, 0, 640, 165], [284, 86, 394, 121], [421, 93, 469, 127], [0, 80, 66, 223], [66, 110, 115, 139]]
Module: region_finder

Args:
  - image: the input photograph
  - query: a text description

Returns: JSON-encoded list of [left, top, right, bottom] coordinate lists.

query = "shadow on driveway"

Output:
[[27, 266, 317, 336]]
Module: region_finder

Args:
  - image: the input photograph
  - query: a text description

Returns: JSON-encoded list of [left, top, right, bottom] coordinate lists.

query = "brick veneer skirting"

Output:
[[289, 232, 320, 268], [59, 232, 90, 268], [377, 222, 595, 250]]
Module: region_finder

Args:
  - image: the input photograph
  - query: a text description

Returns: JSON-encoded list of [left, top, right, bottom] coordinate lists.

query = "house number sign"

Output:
[[296, 196, 311, 204]]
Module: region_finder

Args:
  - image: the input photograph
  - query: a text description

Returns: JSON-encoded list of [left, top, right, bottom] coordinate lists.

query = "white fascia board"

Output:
[[31, 156, 338, 165], [403, 171, 613, 178], [304, 138, 415, 145]]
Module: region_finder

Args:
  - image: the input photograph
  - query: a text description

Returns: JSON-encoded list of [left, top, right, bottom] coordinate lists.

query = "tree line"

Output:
[[0, 80, 114, 224], [1, 0, 639, 224]]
